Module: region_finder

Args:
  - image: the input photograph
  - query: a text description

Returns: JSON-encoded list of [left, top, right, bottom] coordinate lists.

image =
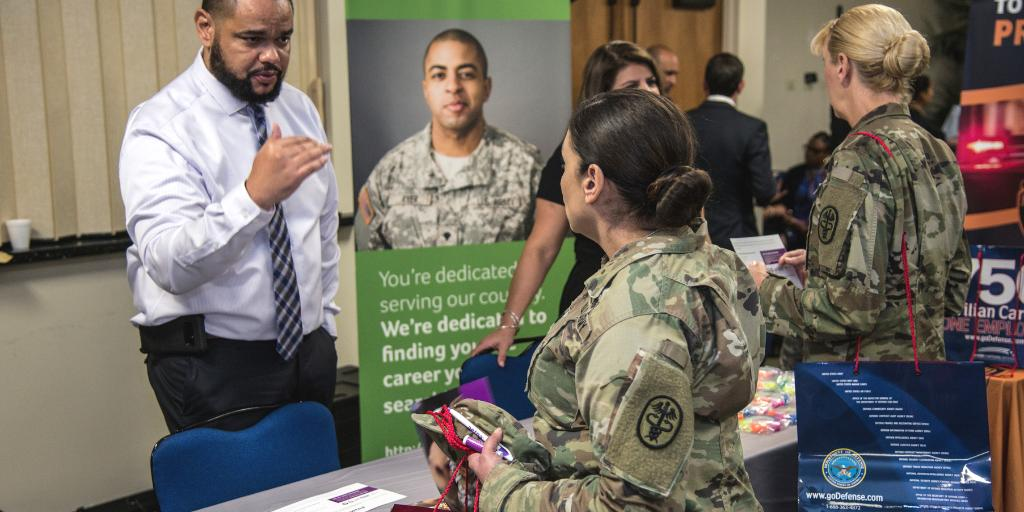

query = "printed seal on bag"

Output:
[[822, 448, 867, 489]]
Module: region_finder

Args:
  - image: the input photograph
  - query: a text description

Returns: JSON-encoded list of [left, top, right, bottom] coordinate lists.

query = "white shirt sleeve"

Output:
[[120, 128, 274, 295]]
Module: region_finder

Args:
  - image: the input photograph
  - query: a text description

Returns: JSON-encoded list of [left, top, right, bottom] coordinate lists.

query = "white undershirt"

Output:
[[433, 152, 471, 183]]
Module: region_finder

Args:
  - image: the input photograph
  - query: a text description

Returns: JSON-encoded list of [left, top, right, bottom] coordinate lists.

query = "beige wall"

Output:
[[0, 256, 166, 511], [762, 0, 960, 170]]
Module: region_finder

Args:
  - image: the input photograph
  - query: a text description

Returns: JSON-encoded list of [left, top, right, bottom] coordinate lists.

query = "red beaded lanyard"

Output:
[[426, 405, 482, 512]]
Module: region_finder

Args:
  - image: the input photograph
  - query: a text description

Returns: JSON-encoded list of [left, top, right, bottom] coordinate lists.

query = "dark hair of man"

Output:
[[809, 131, 833, 152], [578, 41, 662, 106], [202, 0, 294, 19], [423, 28, 489, 77], [646, 44, 674, 60], [569, 89, 711, 229], [910, 75, 931, 102], [704, 52, 744, 97]]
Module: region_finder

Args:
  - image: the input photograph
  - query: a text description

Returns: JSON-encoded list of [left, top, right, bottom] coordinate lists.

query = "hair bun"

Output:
[[882, 30, 930, 81], [646, 165, 712, 228]]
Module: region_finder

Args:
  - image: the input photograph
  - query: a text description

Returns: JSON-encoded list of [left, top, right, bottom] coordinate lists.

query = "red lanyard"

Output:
[[852, 232, 919, 374], [427, 405, 481, 512]]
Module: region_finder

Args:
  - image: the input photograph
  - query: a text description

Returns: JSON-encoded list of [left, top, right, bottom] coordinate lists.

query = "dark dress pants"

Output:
[[146, 327, 337, 432]]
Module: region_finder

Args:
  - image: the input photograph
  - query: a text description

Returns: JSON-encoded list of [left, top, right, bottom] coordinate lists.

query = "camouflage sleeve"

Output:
[[364, 158, 390, 251], [944, 229, 970, 316], [482, 315, 694, 511], [760, 148, 890, 342]]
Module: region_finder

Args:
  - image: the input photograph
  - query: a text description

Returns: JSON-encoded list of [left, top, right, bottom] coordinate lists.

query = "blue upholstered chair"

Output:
[[150, 402, 340, 512], [460, 339, 540, 419]]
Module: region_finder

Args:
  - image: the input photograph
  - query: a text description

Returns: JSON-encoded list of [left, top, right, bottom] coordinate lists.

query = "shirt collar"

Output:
[[584, 220, 708, 299], [706, 94, 737, 107], [852, 102, 910, 132], [416, 123, 495, 192], [189, 48, 250, 115]]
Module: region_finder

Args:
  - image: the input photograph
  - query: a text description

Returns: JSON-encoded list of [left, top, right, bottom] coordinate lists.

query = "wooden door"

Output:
[[633, 0, 722, 110], [570, 0, 722, 111], [570, 0, 617, 105]]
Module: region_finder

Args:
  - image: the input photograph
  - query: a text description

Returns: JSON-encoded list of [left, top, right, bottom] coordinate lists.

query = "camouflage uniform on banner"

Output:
[[474, 221, 765, 511], [760, 103, 970, 362], [364, 124, 542, 250]]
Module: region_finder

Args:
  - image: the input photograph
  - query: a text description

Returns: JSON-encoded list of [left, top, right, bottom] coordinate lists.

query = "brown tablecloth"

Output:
[[987, 369, 1024, 512]]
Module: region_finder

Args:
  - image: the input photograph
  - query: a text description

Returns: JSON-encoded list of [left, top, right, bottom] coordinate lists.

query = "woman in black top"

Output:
[[470, 41, 663, 365]]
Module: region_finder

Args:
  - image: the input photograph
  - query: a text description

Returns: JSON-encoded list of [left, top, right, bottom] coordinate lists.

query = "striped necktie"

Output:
[[248, 104, 304, 360]]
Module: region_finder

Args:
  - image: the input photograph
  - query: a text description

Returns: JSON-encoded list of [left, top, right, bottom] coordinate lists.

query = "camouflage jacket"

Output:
[[480, 222, 766, 511], [760, 103, 970, 361], [364, 124, 542, 250]]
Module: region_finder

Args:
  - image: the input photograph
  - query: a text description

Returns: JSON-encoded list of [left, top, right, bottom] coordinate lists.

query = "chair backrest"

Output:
[[150, 401, 340, 512], [460, 339, 540, 419]]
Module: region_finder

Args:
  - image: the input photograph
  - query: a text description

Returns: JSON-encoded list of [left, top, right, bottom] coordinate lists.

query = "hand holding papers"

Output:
[[733, 235, 804, 289]]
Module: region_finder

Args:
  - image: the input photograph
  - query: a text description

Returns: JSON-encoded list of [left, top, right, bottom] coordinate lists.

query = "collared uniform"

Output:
[[364, 124, 542, 250], [759, 103, 970, 361], [480, 222, 766, 511]]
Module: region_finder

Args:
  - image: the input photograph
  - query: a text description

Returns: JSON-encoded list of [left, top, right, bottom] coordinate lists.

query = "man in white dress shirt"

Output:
[[119, 0, 339, 431]]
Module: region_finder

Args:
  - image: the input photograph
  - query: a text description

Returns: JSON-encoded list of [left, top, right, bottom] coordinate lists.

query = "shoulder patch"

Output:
[[637, 396, 683, 449], [811, 178, 867, 275], [602, 349, 693, 497], [818, 206, 840, 244]]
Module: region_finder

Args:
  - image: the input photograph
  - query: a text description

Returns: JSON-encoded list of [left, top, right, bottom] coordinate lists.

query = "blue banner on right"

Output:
[[796, 362, 993, 511], [959, 0, 1024, 245], [944, 245, 1024, 366]]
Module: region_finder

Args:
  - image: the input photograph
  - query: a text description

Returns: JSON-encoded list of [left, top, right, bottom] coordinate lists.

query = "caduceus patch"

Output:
[[636, 395, 683, 449], [818, 206, 839, 244]]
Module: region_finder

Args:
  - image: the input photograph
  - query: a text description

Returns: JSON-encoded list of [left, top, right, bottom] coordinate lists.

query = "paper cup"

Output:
[[5, 219, 31, 252]]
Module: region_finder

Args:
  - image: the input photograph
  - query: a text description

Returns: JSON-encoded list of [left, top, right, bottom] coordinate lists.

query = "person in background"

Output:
[[119, 0, 340, 432], [648, 44, 679, 95], [688, 53, 774, 250], [468, 89, 765, 511], [359, 28, 543, 250], [909, 74, 947, 141], [470, 41, 662, 365], [749, 3, 970, 363], [764, 131, 833, 250]]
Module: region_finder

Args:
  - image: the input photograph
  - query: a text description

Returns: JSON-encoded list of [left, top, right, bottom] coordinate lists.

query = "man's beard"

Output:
[[209, 40, 285, 104]]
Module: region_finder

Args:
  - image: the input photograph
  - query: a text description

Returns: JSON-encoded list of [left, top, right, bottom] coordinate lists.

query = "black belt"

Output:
[[138, 315, 208, 355]]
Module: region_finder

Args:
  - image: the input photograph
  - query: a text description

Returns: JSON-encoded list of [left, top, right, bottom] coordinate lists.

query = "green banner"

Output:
[[356, 241, 573, 460], [346, 0, 569, 20]]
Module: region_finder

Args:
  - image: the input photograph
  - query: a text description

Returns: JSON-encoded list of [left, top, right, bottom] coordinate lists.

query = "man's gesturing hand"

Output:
[[246, 123, 332, 210]]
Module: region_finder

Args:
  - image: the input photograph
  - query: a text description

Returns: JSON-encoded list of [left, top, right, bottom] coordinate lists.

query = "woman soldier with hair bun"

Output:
[[750, 4, 970, 363], [468, 88, 765, 511]]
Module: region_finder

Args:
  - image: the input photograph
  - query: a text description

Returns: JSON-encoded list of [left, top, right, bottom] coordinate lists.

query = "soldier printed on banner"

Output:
[[358, 28, 542, 251]]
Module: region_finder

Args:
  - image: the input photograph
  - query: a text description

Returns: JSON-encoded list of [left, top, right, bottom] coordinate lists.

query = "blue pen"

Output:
[[449, 408, 514, 462]]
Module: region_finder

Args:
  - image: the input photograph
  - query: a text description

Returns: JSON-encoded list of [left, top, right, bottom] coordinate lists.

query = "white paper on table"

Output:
[[730, 235, 804, 289], [271, 483, 405, 512]]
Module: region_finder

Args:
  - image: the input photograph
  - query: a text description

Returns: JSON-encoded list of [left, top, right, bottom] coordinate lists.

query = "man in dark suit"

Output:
[[688, 53, 774, 250]]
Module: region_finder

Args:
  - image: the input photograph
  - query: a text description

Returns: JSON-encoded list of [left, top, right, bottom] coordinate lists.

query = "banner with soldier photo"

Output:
[[345, 0, 572, 461]]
